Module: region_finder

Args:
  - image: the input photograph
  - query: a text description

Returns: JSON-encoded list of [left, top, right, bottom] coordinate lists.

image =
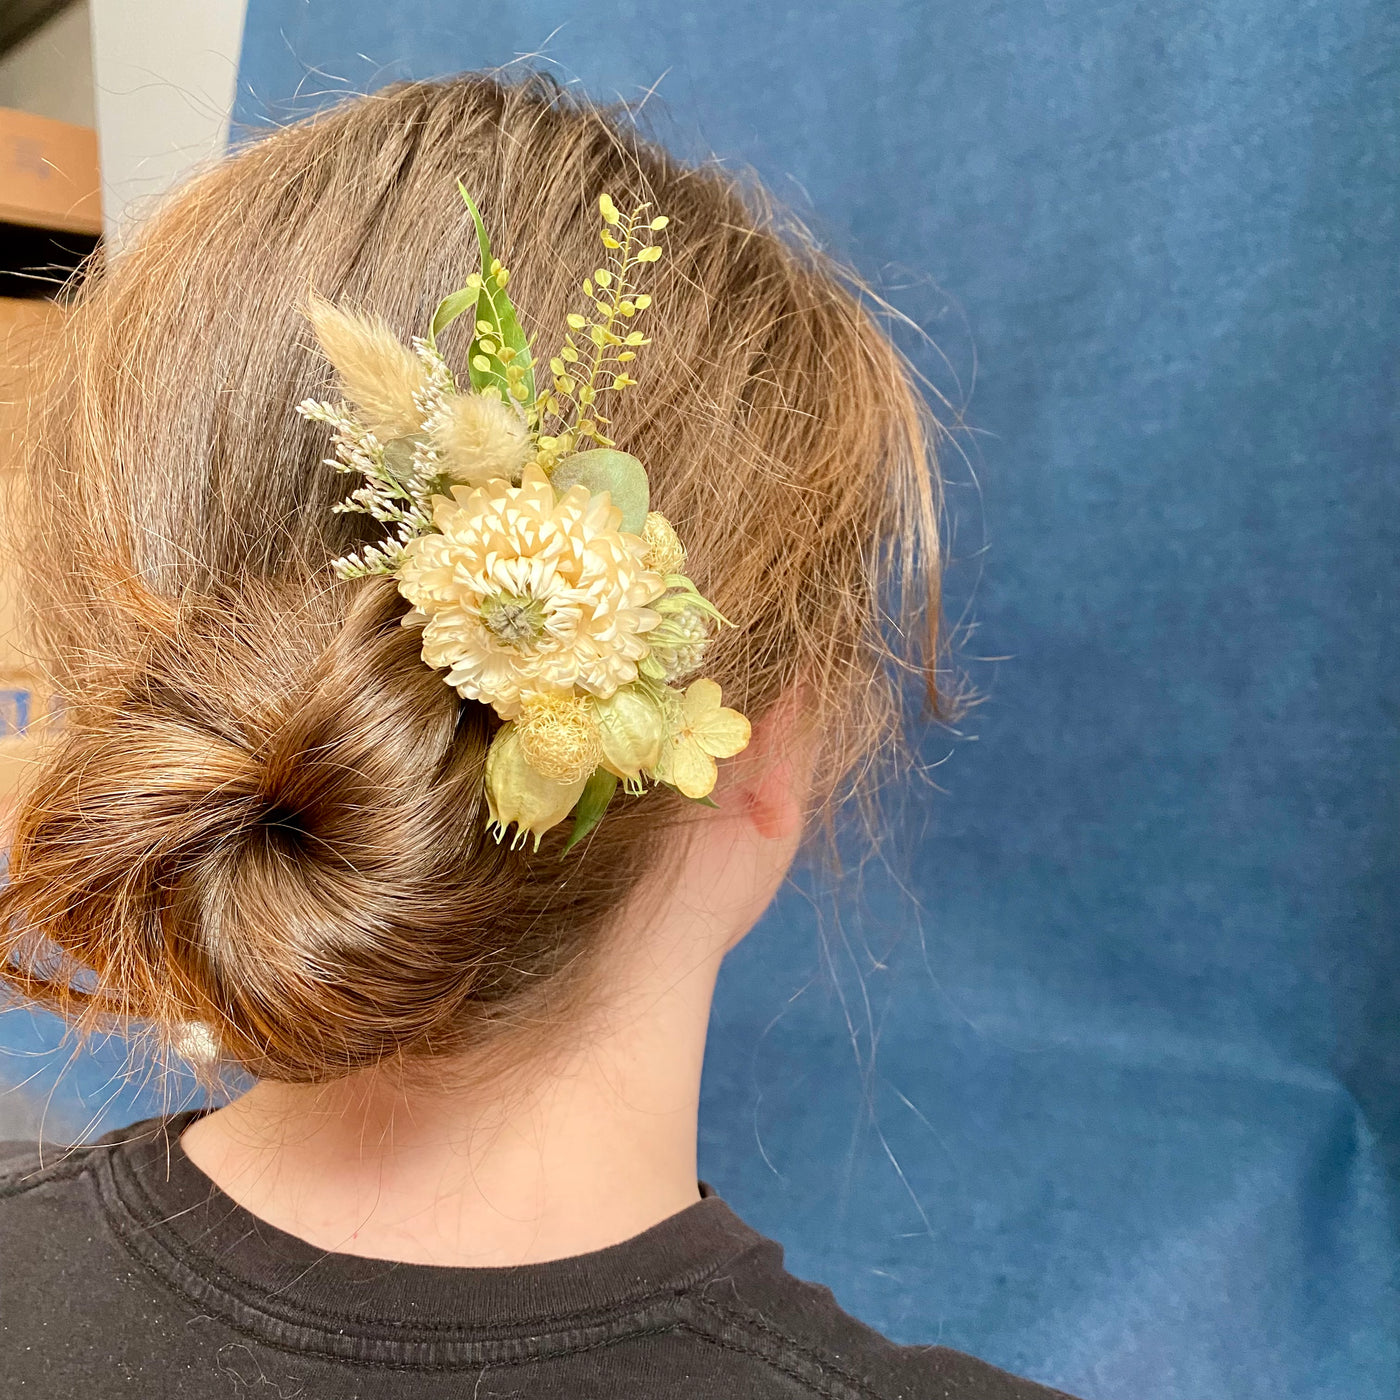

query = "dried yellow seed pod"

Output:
[[484, 722, 587, 850], [594, 683, 667, 781]]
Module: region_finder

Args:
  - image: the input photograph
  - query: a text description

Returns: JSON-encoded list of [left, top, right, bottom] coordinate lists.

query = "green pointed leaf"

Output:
[[550, 449, 649, 533], [457, 183, 535, 407], [676, 592, 732, 626], [652, 584, 731, 627], [430, 286, 479, 344], [654, 778, 721, 808], [560, 768, 619, 856]]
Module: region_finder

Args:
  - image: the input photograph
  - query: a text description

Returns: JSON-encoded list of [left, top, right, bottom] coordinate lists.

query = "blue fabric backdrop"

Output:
[[3, 3, 1396, 1397]]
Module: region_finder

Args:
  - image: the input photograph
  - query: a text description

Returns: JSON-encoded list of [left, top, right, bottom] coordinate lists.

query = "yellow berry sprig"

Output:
[[535, 194, 668, 462]]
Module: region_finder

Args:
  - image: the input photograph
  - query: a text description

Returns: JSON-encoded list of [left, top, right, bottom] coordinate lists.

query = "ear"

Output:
[[733, 687, 812, 843]]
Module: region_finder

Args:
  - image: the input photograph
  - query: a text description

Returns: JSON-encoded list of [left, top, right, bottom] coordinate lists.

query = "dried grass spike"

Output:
[[306, 293, 428, 440]]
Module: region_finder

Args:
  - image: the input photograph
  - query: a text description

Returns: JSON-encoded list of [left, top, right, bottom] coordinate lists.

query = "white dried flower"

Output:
[[431, 391, 532, 485], [648, 605, 711, 683], [396, 464, 664, 717]]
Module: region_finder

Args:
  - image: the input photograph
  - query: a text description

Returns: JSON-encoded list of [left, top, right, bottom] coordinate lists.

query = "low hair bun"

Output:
[[2, 578, 539, 1082]]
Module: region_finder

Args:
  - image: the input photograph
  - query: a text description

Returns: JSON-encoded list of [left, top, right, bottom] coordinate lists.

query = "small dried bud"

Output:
[[641, 512, 686, 576]]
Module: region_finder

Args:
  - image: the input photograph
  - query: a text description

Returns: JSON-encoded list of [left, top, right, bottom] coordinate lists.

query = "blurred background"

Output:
[[0, 3, 1396, 1398]]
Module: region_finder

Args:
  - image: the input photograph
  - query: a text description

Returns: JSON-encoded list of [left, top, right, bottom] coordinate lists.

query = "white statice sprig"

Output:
[[295, 397, 429, 579], [296, 338, 456, 579]]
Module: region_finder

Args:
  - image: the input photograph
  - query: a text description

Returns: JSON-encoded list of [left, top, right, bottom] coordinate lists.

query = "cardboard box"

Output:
[[0, 106, 101, 237]]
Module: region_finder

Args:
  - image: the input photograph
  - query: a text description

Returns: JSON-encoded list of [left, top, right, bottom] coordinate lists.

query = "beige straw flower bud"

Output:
[[640, 511, 686, 577]]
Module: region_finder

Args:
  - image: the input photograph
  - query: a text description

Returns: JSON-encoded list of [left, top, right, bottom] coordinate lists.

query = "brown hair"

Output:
[[0, 73, 944, 1083]]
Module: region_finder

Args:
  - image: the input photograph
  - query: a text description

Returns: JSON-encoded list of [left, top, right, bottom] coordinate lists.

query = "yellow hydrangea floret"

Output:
[[653, 678, 752, 800]]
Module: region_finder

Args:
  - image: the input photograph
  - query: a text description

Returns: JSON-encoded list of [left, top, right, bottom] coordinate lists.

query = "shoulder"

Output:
[[0, 1134, 114, 1313], [677, 1227, 1077, 1400], [0, 1135, 108, 1245], [0, 1136, 97, 1198], [0, 1116, 184, 1257], [0, 1114, 192, 1231]]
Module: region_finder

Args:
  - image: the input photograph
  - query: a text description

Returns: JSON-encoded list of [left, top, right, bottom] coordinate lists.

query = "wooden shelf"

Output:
[[0, 105, 100, 237]]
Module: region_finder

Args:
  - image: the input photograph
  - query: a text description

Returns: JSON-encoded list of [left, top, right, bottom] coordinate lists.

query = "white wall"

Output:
[[89, 0, 248, 244], [0, 2, 96, 128]]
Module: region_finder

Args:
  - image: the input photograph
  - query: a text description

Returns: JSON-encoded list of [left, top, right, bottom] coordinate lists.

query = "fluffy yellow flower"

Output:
[[396, 465, 663, 717], [653, 678, 751, 799], [517, 692, 603, 783], [484, 722, 587, 849], [432, 391, 532, 485]]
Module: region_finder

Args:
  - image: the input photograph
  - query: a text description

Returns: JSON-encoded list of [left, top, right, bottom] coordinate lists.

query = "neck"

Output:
[[181, 905, 726, 1267]]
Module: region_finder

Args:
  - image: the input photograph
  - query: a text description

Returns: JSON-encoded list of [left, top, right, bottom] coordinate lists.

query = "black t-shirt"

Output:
[[0, 1112, 1077, 1399]]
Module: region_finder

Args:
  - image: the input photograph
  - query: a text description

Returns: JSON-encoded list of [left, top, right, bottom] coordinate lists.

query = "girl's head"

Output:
[[0, 74, 943, 1085]]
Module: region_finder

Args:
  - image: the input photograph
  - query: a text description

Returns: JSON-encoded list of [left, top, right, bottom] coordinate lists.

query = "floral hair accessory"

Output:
[[297, 188, 750, 852]]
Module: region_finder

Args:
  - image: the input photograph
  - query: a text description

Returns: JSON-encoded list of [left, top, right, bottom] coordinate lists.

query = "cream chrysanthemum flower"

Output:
[[396, 464, 664, 716]]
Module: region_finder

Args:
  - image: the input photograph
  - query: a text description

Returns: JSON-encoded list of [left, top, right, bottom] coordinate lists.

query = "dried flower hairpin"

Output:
[[297, 188, 750, 852]]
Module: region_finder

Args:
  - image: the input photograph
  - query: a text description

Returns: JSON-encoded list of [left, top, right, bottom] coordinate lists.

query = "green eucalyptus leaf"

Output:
[[550, 449, 649, 534], [560, 768, 619, 856], [457, 183, 536, 407]]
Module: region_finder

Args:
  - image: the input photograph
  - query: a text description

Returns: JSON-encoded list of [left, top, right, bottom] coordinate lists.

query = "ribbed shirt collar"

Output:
[[92, 1111, 769, 1341]]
